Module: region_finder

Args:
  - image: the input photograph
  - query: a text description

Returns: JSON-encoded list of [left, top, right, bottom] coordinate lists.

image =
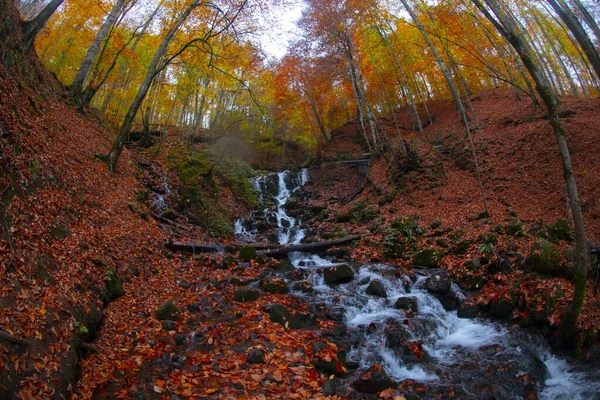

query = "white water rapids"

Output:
[[235, 169, 600, 399]]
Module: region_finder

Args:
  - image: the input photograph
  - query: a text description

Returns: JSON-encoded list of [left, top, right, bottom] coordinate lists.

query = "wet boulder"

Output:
[[259, 278, 289, 294], [366, 280, 387, 298], [268, 304, 304, 329], [353, 366, 397, 393], [457, 303, 479, 319], [293, 281, 314, 294], [322, 377, 338, 396], [323, 264, 354, 286], [155, 300, 181, 321], [234, 288, 260, 303], [426, 273, 452, 295], [394, 297, 418, 313]]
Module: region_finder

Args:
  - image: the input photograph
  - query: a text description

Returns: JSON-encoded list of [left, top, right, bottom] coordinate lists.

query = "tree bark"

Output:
[[475, 0, 588, 351], [70, 0, 126, 100], [21, 0, 64, 51]]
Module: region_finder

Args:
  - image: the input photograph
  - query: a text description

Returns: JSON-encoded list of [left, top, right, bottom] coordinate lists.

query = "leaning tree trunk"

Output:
[[106, 0, 200, 172], [571, 0, 600, 45], [21, 0, 64, 51], [475, 0, 588, 351], [70, 0, 126, 100], [547, 0, 600, 82]]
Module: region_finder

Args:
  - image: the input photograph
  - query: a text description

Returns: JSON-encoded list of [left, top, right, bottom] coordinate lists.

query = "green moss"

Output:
[[104, 269, 124, 302], [526, 240, 560, 275], [412, 249, 445, 268], [547, 219, 575, 243], [239, 246, 257, 262]]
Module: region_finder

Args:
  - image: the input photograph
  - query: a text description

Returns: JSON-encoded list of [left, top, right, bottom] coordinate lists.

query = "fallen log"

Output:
[[166, 240, 280, 254], [0, 330, 27, 345], [259, 235, 363, 258]]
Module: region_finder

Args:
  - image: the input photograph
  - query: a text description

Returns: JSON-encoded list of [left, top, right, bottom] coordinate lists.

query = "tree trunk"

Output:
[[475, 0, 588, 351], [21, 0, 64, 51], [70, 0, 126, 100], [547, 0, 600, 82], [571, 0, 600, 45], [106, 0, 201, 171]]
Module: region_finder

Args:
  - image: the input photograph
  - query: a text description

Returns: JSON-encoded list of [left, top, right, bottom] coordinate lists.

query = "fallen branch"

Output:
[[0, 330, 27, 345], [166, 240, 278, 254], [259, 235, 363, 258]]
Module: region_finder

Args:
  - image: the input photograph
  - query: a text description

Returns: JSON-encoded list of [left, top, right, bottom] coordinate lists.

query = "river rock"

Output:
[[161, 320, 176, 331], [366, 280, 387, 298], [457, 303, 479, 319], [394, 296, 418, 312], [353, 366, 397, 393], [323, 377, 338, 396], [155, 300, 181, 321], [323, 264, 354, 285], [247, 348, 266, 364], [293, 281, 314, 293], [269, 304, 303, 329], [426, 273, 452, 295], [260, 278, 289, 294], [234, 288, 260, 303]]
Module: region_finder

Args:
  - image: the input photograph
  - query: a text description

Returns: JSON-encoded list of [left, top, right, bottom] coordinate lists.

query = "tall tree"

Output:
[[21, 0, 64, 51], [474, 0, 588, 351]]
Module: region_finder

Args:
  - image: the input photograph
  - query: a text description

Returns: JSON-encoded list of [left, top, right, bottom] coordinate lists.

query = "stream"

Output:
[[235, 170, 600, 399]]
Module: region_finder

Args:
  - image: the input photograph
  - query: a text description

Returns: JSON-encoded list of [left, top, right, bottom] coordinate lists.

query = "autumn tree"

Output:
[[105, 0, 250, 171]]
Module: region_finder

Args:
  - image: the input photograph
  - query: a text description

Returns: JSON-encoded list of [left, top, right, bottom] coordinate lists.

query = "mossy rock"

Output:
[[479, 233, 498, 245], [234, 288, 260, 303], [452, 240, 472, 255], [104, 269, 124, 302], [269, 304, 301, 329], [526, 240, 560, 275], [323, 264, 355, 285], [391, 217, 419, 236], [505, 221, 526, 237], [239, 246, 257, 262], [394, 297, 418, 312], [412, 249, 445, 268], [547, 219, 574, 243], [155, 300, 181, 321], [383, 234, 405, 260], [260, 278, 289, 294], [429, 220, 442, 230]]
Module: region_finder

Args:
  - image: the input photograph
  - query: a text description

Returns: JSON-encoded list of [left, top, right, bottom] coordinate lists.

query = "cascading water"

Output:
[[236, 169, 600, 399], [235, 169, 309, 245]]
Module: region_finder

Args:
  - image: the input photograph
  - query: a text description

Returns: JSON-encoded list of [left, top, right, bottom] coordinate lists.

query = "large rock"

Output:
[[323, 264, 354, 285], [490, 300, 514, 319], [366, 280, 387, 298], [526, 240, 560, 275], [457, 303, 479, 319], [426, 273, 452, 295], [412, 249, 444, 268], [353, 366, 397, 393], [394, 297, 418, 312], [155, 300, 181, 321], [234, 288, 260, 303], [268, 304, 304, 329]]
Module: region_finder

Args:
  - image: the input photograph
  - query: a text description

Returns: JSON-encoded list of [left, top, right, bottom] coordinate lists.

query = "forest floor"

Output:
[[2, 41, 600, 399]]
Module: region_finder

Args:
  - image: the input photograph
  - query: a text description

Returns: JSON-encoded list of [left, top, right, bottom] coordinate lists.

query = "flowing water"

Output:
[[235, 170, 600, 399]]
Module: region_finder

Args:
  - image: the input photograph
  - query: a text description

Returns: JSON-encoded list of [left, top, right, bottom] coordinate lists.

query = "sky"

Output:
[[258, 1, 306, 60]]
